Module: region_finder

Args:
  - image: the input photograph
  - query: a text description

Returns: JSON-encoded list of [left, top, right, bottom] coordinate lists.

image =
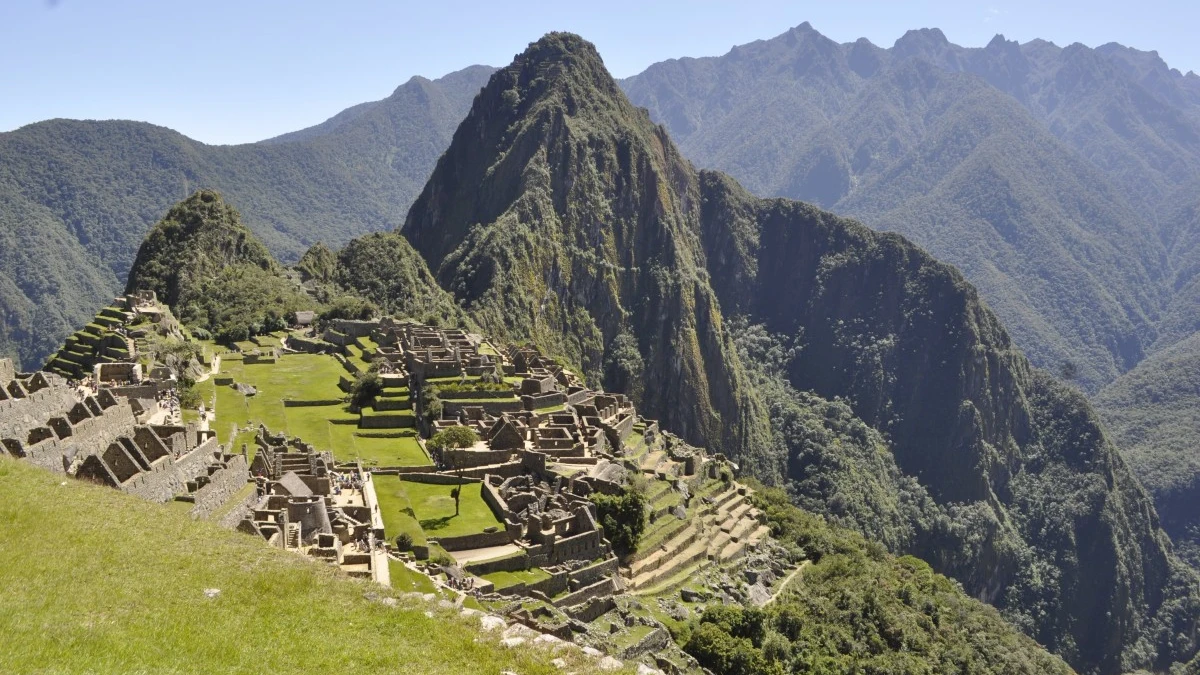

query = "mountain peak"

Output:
[[893, 27, 950, 52], [516, 32, 605, 71]]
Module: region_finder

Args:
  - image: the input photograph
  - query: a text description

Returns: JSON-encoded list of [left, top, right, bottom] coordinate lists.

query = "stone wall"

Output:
[[568, 557, 618, 590], [399, 473, 483, 486], [551, 577, 615, 609], [496, 569, 569, 598], [329, 319, 379, 338], [286, 336, 333, 354], [564, 596, 616, 623], [118, 436, 220, 503], [189, 454, 251, 519], [433, 529, 514, 552], [443, 447, 513, 470], [108, 384, 157, 400], [466, 551, 530, 576], [217, 485, 261, 529], [443, 399, 523, 416], [619, 627, 671, 660], [0, 383, 77, 440], [0, 358, 13, 382], [19, 398, 140, 473], [359, 413, 416, 429]]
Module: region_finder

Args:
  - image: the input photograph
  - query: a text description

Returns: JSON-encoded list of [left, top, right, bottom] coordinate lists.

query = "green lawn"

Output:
[[388, 558, 437, 593], [402, 480, 503, 539], [0, 457, 583, 675], [373, 475, 427, 548], [481, 568, 551, 590]]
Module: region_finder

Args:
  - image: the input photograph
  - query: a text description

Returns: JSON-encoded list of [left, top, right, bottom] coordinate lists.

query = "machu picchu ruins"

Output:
[[1, 305, 804, 674]]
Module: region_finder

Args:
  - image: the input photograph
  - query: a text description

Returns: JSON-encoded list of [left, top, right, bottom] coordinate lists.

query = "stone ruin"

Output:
[[240, 427, 388, 584], [0, 357, 256, 523]]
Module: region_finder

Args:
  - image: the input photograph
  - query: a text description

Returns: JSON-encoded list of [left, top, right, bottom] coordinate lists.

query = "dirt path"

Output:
[[764, 561, 810, 606]]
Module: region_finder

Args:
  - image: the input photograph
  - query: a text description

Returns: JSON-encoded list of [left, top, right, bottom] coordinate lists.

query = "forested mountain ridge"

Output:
[[399, 33, 1200, 674], [0, 65, 492, 370], [620, 22, 1200, 391]]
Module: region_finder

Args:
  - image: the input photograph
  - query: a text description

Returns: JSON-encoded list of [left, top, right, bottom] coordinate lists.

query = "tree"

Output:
[[591, 487, 647, 556], [349, 370, 383, 408], [427, 426, 479, 452], [1060, 360, 1080, 380]]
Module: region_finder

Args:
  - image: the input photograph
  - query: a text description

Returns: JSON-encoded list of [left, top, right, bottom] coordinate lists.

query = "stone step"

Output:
[[725, 500, 752, 522], [710, 487, 741, 511], [727, 517, 757, 543], [630, 537, 709, 590], [747, 525, 771, 545], [705, 531, 731, 558], [630, 523, 699, 577]]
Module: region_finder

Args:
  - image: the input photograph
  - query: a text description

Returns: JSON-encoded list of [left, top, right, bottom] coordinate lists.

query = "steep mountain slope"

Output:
[[0, 65, 491, 369], [1096, 333, 1200, 568], [403, 34, 1200, 674], [621, 23, 1200, 391], [403, 33, 774, 464], [123, 190, 315, 342]]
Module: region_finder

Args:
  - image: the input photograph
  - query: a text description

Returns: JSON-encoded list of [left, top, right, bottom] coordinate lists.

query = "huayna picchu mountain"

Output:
[[400, 33, 1200, 674]]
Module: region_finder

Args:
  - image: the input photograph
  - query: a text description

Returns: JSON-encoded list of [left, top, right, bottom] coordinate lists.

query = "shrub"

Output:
[[350, 371, 383, 407], [428, 426, 479, 452], [394, 532, 414, 551], [591, 487, 647, 556]]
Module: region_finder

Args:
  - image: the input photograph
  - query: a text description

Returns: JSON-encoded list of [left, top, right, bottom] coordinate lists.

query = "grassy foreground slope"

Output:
[[0, 456, 577, 675]]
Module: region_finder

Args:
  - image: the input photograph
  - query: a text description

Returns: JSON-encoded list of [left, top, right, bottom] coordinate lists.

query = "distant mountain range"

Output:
[[0, 65, 493, 369], [621, 23, 1200, 392]]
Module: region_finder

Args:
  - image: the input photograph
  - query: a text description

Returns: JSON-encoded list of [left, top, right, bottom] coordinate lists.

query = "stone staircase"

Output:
[[286, 522, 301, 549]]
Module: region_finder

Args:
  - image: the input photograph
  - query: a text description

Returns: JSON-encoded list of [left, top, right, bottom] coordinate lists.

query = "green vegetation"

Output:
[[482, 568, 551, 591], [1095, 332, 1200, 568], [0, 456, 579, 675], [333, 232, 471, 328], [678, 483, 1073, 675], [622, 24, 1198, 393], [0, 66, 494, 369], [402, 480, 503, 538], [396, 33, 1200, 674], [591, 487, 647, 556], [350, 369, 384, 407], [123, 190, 316, 344], [427, 426, 480, 453]]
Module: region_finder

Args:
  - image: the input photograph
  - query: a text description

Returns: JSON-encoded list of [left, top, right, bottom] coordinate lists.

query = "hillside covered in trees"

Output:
[[621, 23, 1200, 393], [0, 65, 491, 369]]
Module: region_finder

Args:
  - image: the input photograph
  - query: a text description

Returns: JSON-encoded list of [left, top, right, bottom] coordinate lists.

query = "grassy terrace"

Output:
[[373, 476, 428, 548], [482, 568, 551, 590], [404, 480, 503, 538], [0, 457, 581, 675], [371, 477, 507, 545]]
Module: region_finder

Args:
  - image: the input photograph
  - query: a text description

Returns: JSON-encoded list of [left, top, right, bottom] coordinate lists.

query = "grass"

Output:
[[388, 558, 438, 593], [0, 457, 586, 675], [402, 480, 504, 538], [373, 475, 427, 548], [482, 568, 551, 590]]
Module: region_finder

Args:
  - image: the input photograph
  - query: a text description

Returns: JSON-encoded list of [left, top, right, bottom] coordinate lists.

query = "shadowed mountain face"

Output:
[[621, 23, 1200, 392], [0, 65, 493, 369], [402, 33, 1200, 674]]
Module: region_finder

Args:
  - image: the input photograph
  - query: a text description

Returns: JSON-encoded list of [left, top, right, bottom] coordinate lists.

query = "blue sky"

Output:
[[2, 0, 1195, 145]]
